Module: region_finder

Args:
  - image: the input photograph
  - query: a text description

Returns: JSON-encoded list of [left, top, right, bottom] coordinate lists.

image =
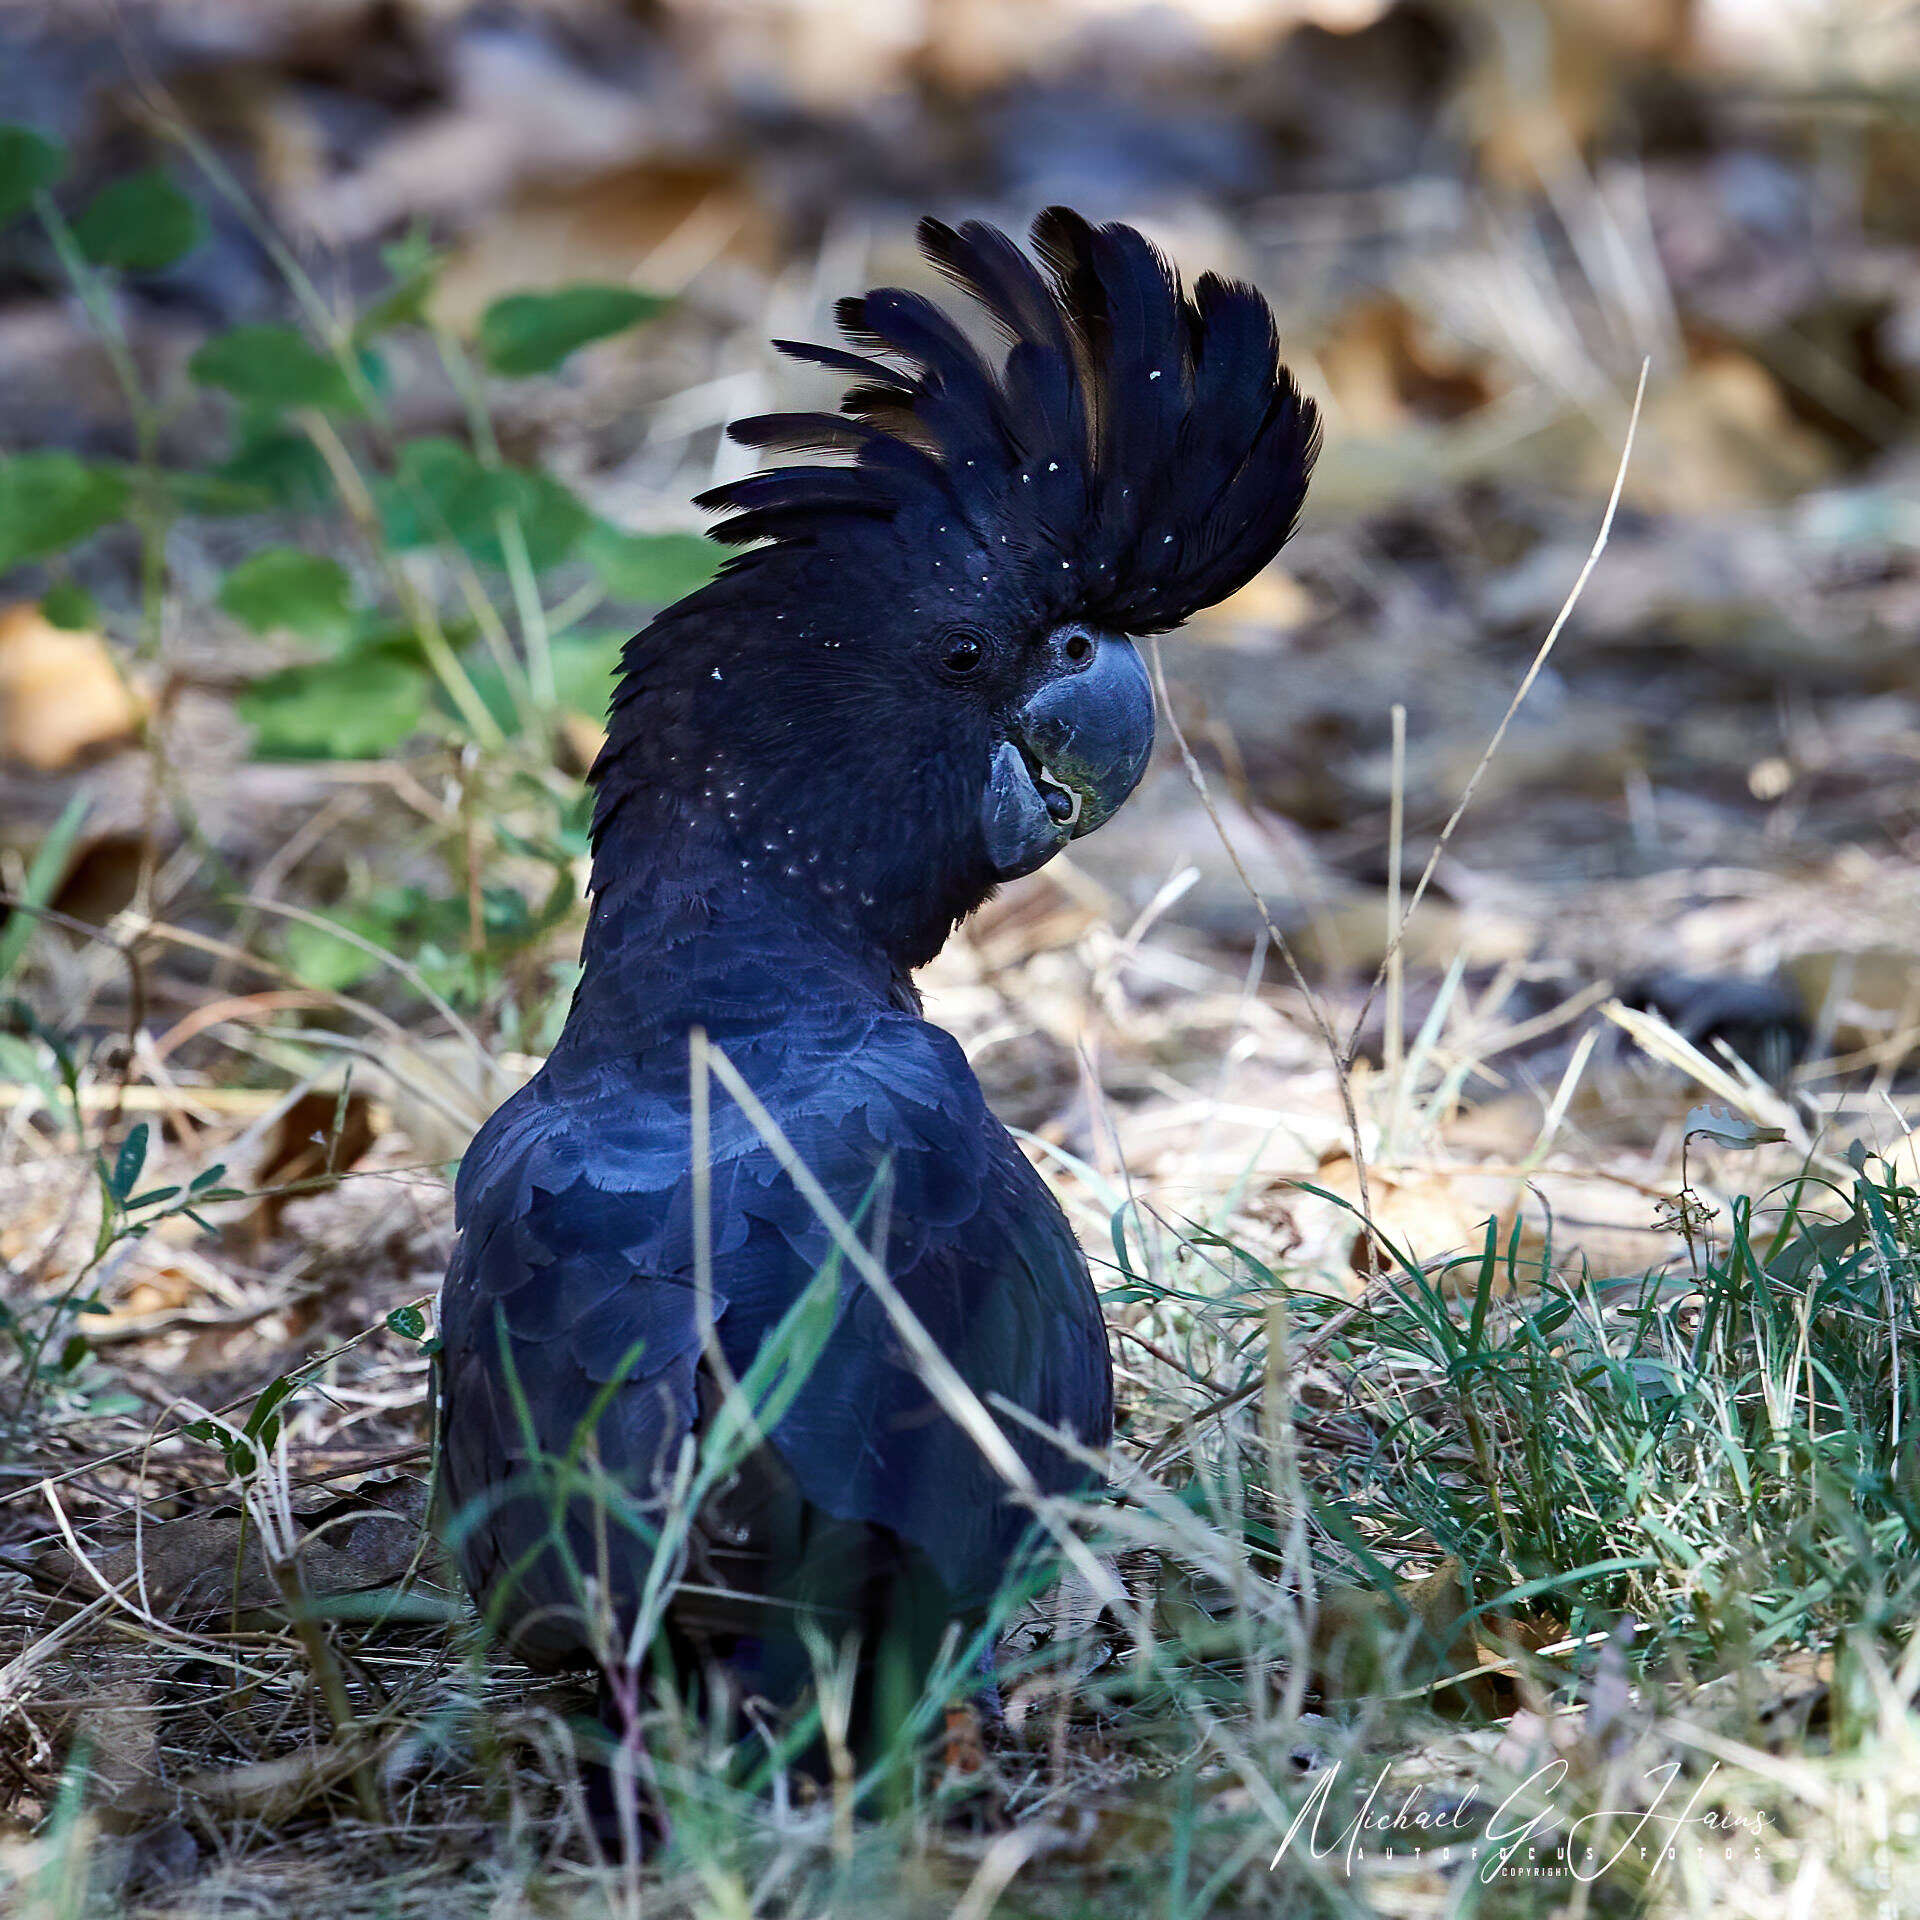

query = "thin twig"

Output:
[[1149, 640, 1379, 1266], [1344, 358, 1650, 1062]]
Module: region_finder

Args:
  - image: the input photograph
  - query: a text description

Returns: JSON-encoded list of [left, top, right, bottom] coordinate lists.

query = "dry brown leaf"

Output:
[[1310, 1154, 1522, 1285], [250, 1087, 380, 1238], [112, 1740, 379, 1829], [431, 161, 777, 328], [1320, 295, 1499, 434], [0, 603, 140, 772], [1313, 1556, 1497, 1711], [34, 1476, 437, 1624], [1608, 347, 1835, 510]]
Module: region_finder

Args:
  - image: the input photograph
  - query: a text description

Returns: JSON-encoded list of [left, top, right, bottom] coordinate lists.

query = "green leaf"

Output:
[[189, 324, 359, 412], [580, 523, 717, 606], [452, 627, 620, 734], [386, 1303, 428, 1342], [239, 651, 429, 759], [39, 581, 99, 630], [213, 414, 335, 510], [71, 168, 205, 273], [378, 437, 589, 572], [0, 454, 129, 573], [281, 915, 379, 992], [0, 125, 65, 228], [356, 228, 442, 340], [218, 548, 355, 643], [0, 787, 89, 990], [476, 284, 666, 377], [110, 1122, 151, 1203], [551, 628, 625, 719], [0, 791, 86, 989], [244, 1373, 300, 1439]]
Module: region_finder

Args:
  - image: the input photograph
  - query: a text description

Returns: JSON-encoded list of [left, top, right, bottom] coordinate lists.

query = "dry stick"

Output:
[[1147, 641, 1380, 1261], [1343, 358, 1650, 1066], [238, 896, 498, 1080], [1384, 702, 1408, 1128], [0, 1314, 416, 1510]]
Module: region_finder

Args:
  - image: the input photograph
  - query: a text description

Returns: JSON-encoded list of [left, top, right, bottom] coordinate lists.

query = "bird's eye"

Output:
[[941, 634, 985, 677], [1063, 631, 1094, 665]]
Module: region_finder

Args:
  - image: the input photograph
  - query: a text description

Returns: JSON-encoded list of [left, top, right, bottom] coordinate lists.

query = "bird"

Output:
[[435, 206, 1319, 1812]]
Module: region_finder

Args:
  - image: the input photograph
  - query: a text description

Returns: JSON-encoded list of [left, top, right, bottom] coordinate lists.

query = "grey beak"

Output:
[[981, 634, 1154, 880]]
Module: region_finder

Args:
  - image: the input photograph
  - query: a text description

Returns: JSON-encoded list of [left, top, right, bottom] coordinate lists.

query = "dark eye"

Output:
[[941, 634, 985, 677], [1063, 631, 1094, 665]]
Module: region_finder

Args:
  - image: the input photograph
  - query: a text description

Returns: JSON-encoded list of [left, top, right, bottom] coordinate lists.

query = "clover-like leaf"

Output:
[[219, 548, 355, 644], [239, 650, 430, 760], [477, 284, 665, 377], [0, 125, 65, 228], [386, 1304, 428, 1342], [378, 437, 589, 572], [190, 324, 358, 412], [72, 169, 206, 273], [0, 454, 129, 573], [580, 522, 718, 606]]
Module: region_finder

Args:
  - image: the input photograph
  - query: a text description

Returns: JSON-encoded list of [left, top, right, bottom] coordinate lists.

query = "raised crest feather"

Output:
[[697, 207, 1321, 637]]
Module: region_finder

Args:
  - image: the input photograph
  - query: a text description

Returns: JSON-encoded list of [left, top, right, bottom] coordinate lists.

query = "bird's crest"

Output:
[[698, 208, 1321, 635]]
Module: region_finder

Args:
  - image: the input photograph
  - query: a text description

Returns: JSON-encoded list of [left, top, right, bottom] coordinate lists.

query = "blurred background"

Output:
[[4, 0, 1920, 1281], [7, 4, 1920, 1901]]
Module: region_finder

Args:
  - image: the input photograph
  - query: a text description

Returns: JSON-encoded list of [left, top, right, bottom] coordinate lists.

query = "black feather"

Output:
[[718, 208, 1319, 636]]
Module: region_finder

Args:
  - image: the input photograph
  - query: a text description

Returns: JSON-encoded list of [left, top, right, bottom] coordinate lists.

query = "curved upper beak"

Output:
[[981, 634, 1155, 880]]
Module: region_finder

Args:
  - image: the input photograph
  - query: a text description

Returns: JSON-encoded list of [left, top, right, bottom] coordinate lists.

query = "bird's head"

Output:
[[590, 208, 1319, 971]]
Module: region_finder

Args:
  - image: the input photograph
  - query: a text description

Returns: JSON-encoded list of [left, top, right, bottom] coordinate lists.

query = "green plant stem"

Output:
[[33, 192, 171, 659], [268, 1553, 385, 1824], [296, 412, 509, 753], [433, 324, 558, 730]]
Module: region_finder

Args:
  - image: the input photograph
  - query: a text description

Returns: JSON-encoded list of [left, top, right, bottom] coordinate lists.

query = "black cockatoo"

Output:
[[437, 209, 1318, 1762]]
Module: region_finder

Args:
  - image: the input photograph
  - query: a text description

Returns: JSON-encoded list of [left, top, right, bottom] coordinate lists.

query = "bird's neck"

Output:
[[554, 818, 913, 1071]]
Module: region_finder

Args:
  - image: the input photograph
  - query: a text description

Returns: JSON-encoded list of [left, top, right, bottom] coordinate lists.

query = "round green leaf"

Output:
[[189, 325, 359, 412], [238, 652, 429, 759], [219, 548, 354, 643], [386, 1303, 428, 1342], [214, 416, 334, 510], [477, 284, 666, 377], [378, 437, 589, 571], [72, 168, 206, 273], [0, 454, 129, 574], [581, 523, 718, 605], [0, 125, 65, 228]]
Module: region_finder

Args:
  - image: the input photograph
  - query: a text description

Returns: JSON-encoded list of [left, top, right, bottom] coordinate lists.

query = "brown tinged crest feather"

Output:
[[695, 207, 1321, 636]]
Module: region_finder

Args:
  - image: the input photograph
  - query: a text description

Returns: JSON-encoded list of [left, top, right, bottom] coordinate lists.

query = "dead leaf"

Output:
[[0, 603, 140, 772], [1320, 295, 1499, 434], [108, 1740, 381, 1829], [1608, 346, 1835, 510], [1312, 1556, 1497, 1712], [250, 1087, 380, 1238], [1308, 1155, 1523, 1289], [34, 1476, 439, 1625]]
